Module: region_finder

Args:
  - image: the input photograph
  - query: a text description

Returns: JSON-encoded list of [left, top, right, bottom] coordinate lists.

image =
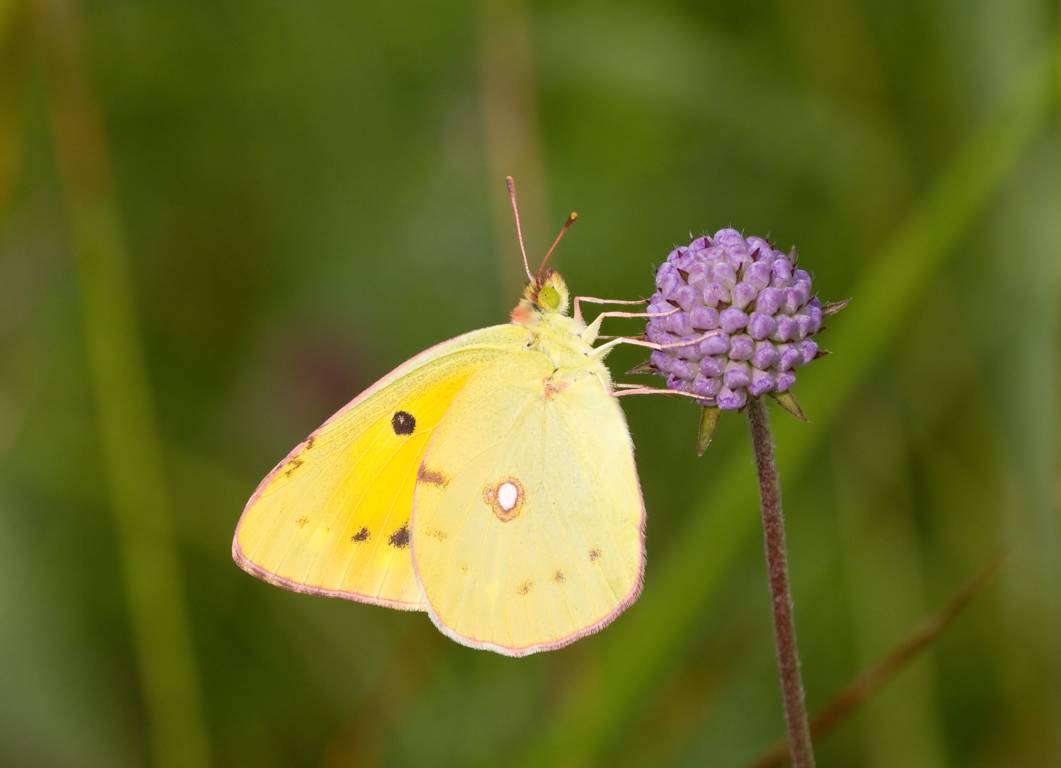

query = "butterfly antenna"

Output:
[[536, 211, 579, 284], [505, 176, 534, 282]]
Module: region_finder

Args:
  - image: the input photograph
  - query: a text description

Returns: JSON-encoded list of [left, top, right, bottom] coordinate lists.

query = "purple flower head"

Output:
[[646, 229, 834, 411]]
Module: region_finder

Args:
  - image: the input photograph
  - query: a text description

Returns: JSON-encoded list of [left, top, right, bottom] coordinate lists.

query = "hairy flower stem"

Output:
[[747, 396, 816, 768]]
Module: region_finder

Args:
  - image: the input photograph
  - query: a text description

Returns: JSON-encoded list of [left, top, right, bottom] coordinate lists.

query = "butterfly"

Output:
[[232, 179, 700, 656]]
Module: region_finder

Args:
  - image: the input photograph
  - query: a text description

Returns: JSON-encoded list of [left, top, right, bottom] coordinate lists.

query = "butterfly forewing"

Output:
[[233, 325, 530, 609]]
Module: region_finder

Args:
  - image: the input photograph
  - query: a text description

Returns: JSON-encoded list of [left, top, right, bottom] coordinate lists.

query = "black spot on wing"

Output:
[[391, 411, 416, 435], [351, 527, 370, 542], [388, 525, 410, 548]]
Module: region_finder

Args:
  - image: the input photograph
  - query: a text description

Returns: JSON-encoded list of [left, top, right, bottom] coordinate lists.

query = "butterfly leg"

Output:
[[612, 386, 709, 401], [577, 302, 677, 344], [573, 296, 646, 325], [590, 331, 721, 359]]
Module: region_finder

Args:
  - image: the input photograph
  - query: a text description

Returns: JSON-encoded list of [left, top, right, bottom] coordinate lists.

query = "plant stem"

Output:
[[749, 552, 1006, 768], [747, 396, 815, 768]]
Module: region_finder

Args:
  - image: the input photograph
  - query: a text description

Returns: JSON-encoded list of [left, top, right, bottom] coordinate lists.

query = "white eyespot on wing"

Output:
[[497, 482, 519, 511], [483, 477, 524, 522]]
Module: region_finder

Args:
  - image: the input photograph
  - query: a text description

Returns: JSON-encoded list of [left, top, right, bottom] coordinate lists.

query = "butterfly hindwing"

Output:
[[410, 350, 645, 655], [232, 325, 530, 610]]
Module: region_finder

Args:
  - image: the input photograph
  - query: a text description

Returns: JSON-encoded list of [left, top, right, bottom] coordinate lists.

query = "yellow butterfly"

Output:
[[232, 179, 696, 656]]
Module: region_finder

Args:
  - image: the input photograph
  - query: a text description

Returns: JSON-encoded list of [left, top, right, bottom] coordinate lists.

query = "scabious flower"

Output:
[[645, 228, 834, 411], [639, 226, 844, 768]]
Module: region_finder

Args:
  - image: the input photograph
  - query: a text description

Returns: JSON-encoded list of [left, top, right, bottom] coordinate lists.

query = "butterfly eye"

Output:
[[537, 285, 561, 311]]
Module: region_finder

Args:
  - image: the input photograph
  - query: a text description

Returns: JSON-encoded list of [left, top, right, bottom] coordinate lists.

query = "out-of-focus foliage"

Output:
[[1, 1, 1057, 766]]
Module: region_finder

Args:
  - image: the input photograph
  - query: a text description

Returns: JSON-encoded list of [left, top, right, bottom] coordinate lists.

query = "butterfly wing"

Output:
[[410, 350, 644, 654], [233, 324, 531, 610]]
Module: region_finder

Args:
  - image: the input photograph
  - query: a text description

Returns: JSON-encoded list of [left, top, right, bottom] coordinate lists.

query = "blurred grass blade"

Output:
[[0, 0, 27, 218], [517, 45, 1054, 767], [35, 1, 211, 766], [479, 0, 549, 302], [989, 42, 1061, 758], [749, 553, 1006, 768]]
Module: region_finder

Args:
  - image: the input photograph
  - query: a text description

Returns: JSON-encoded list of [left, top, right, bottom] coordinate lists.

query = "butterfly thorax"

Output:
[[511, 271, 613, 387]]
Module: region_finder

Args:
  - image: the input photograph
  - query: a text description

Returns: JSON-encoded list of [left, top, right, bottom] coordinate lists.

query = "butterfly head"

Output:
[[512, 270, 570, 324], [503, 176, 577, 325]]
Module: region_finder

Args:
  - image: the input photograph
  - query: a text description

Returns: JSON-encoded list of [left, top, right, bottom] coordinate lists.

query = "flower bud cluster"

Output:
[[646, 229, 822, 410]]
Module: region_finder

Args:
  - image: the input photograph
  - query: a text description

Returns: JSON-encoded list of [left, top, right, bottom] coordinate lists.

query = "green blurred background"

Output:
[[1, 1, 1058, 766]]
